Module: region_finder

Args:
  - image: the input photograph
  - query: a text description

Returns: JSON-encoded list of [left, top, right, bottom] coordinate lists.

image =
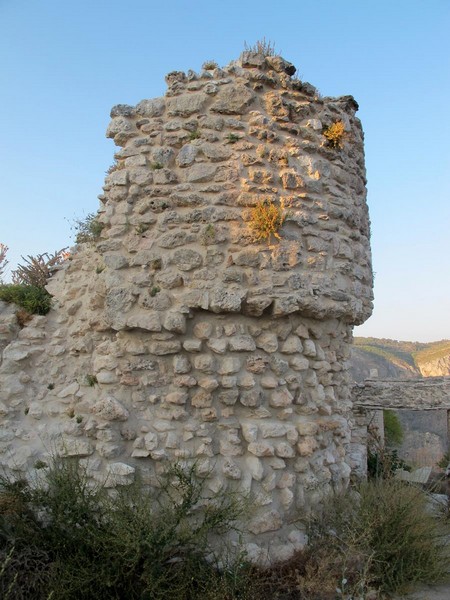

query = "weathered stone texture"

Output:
[[0, 51, 373, 564], [349, 377, 450, 481], [353, 377, 450, 410]]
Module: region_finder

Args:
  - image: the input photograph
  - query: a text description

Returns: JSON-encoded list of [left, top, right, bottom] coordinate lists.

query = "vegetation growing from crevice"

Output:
[[11, 250, 68, 288], [323, 120, 347, 149], [71, 213, 104, 244], [246, 198, 287, 242], [0, 247, 67, 316], [106, 158, 125, 174], [243, 38, 278, 57], [202, 60, 218, 70]]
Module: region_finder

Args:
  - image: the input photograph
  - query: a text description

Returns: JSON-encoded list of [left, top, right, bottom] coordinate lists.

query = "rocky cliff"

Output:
[[350, 338, 450, 382]]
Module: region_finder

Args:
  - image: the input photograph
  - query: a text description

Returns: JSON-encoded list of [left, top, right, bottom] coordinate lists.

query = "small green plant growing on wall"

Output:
[[106, 159, 125, 174], [150, 162, 163, 170], [200, 224, 216, 245], [135, 223, 150, 235], [247, 198, 287, 242], [323, 120, 347, 149], [226, 133, 240, 144], [85, 374, 98, 387], [150, 286, 160, 297], [438, 451, 450, 469], [72, 213, 104, 244], [188, 130, 201, 141]]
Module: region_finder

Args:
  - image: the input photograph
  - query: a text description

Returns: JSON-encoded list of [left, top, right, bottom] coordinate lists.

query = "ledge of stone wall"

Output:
[[352, 377, 450, 410]]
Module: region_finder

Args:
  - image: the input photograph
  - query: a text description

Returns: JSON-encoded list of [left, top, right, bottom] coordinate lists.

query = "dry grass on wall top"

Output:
[[243, 38, 277, 57]]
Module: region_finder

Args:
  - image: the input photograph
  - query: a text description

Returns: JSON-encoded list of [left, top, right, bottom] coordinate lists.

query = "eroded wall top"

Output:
[[56, 51, 373, 337]]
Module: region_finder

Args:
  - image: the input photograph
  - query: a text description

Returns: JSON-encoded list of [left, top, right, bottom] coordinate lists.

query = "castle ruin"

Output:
[[0, 51, 373, 563]]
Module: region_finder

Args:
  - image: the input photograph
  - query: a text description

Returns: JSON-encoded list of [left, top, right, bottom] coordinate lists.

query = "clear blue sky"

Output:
[[1, 0, 449, 342]]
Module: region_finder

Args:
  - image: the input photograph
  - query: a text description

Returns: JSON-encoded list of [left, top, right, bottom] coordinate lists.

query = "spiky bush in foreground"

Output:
[[289, 479, 450, 597], [0, 461, 251, 600], [1, 464, 448, 599]]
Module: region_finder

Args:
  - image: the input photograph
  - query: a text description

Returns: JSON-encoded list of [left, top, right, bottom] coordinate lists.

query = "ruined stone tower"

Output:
[[0, 51, 373, 562]]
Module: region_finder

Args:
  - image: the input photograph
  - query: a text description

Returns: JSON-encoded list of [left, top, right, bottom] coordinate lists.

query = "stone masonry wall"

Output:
[[349, 377, 450, 480], [0, 51, 373, 563]]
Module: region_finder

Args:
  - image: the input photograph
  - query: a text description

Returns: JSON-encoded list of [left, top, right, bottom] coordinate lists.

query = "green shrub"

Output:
[[85, 374, 98, 387], [2, 462, 447, 599], [359, 479, 449, 593], [0, 284, 52, 315], [0, 460, 251, 600], [367, 410, 409, 479], [438, 451, 450, 469], [383, 409, 404, 446], [367, 447, 411, 479], [297, 479, 450, 596]]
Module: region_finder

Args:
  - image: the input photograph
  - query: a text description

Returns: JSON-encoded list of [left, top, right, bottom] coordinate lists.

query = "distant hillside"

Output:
[[413, 340, 450, 377], [350, 337, 450, 469], [350, 337, 450, 382]]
